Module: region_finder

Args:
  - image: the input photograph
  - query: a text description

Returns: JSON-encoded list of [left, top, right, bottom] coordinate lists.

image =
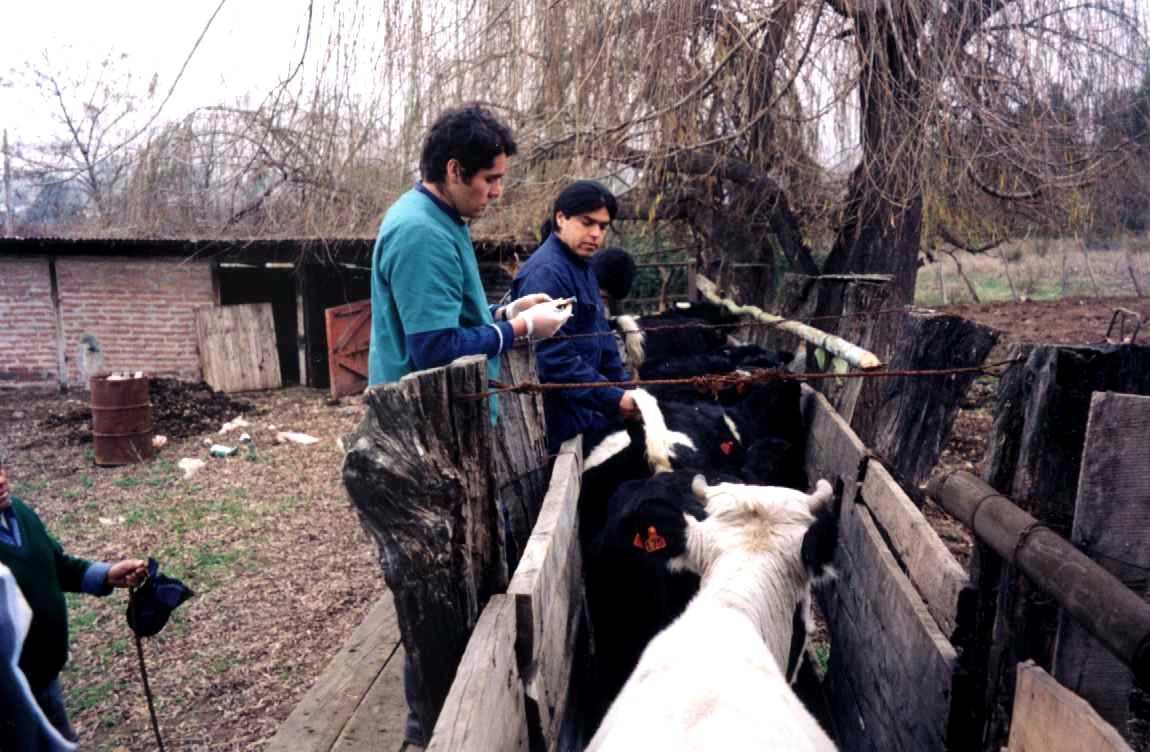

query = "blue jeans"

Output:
[[32, 678, 78, 743], [403, 653, 426, 746]]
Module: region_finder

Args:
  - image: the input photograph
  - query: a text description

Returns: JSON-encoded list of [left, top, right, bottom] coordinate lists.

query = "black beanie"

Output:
[[590, 247, 637, 300]]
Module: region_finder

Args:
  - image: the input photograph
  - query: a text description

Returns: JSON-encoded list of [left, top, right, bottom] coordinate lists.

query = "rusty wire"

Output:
[[463, 357, 1024, 401], [518, 305, 917, 347]]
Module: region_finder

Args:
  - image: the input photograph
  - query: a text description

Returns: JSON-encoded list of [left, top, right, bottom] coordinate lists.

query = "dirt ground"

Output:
[[0, 385, 385, 751], [939, 295, 1150, 347]]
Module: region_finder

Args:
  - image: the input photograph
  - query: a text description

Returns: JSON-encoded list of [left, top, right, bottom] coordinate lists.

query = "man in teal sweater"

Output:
[[0, 459, 146, 743], [368, 104, 572, 749], [368, 104, 571, 388]]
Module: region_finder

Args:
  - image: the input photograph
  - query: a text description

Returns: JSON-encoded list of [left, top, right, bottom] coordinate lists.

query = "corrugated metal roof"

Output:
[[0, 235, 536, 264]]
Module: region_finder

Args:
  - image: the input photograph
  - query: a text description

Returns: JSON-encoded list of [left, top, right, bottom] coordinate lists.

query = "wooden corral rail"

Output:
[[802, 388, 974, 752], [927, 469, 1150, 685], [428, 437, 584, 751], [265, 595, 406, 752]]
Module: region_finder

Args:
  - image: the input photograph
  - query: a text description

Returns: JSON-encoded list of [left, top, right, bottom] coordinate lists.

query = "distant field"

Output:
[[915, 239, 1150, 306]]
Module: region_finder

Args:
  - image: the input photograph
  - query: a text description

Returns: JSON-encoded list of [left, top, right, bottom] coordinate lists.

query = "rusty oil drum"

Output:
[[90, 375, 155, 466]]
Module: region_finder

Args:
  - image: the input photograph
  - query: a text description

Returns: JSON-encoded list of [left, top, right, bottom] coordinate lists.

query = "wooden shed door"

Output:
[[196, 303, 284, 393], [326, 300, 371, 398]]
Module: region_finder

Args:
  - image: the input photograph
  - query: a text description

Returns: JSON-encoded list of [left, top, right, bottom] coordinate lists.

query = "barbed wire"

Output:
[[519, 305, 918, 347], [464, 358, 1024, 401]]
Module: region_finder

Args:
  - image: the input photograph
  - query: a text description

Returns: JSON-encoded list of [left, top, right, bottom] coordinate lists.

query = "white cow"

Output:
[[587, 477, 838, 752]]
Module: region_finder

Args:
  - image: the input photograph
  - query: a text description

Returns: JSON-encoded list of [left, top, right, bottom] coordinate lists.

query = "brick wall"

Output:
[[0, 257, 59, 382], [56, 257, 216, 384]]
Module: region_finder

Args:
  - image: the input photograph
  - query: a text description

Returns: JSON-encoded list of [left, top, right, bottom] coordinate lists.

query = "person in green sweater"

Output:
[[0, 459, 147, 743]]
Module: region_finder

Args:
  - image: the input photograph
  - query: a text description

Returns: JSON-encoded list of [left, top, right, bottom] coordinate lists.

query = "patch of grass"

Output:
[[13, 479, 48, 496], [123, 506, 161, 527], [209, 655, 232, 675], [812, 643, 831, 677], [112, 475, 142, 489], [67, 679, 115, 712], [99, 637, 130, 659], [66, 597, 101, 632]]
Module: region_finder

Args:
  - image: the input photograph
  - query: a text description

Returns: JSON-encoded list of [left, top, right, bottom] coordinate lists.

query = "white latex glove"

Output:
[[501, 293, 552, 321], [517, 300, 573, 339]]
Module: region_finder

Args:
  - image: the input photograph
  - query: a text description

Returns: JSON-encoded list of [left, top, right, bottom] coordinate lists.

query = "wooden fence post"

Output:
[[852, 312, 999, 487], [973, 344, 1150, 749], [342, 355, 506, 734], [1052, 392, 1150, 741]]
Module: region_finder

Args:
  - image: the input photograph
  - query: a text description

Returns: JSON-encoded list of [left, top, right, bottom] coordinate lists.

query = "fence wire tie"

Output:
[[463, 359, 1022, 402], [1012, 521, 1049, 565]]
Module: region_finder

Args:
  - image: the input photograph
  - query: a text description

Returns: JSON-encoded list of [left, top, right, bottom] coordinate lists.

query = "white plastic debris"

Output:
[[177, 458, 206, 479], [209, 444, 239, 458], [218, 416, 251, 434], [238, 432, 252, 444], [275, 431, 319, 446], [152, 435, 168, 449], [98, 516, 125, 526]]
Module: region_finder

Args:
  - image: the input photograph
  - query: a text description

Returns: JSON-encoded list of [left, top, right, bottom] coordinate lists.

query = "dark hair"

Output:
[[590, 247, 637, 301], [540, 180, 619, 237], [420, 104, 518, 184]]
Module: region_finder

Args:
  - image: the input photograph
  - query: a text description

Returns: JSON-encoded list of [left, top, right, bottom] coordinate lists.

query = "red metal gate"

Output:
[[325, 300, 371, 398]]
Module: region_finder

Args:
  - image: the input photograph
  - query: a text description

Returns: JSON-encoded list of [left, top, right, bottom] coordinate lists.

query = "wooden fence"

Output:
[[342, 349, 548, 737], [419, 384, 982, 751]]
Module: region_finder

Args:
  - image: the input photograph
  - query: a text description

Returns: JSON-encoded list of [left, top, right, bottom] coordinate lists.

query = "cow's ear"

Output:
[[630, 504, 692, 560]]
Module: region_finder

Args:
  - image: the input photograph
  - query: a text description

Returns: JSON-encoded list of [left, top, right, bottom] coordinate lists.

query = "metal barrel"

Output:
[[90, 375, 155, 466]]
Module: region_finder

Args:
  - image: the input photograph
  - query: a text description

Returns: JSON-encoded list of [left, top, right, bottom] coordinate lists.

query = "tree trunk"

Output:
[[820, 8, 925, 319]]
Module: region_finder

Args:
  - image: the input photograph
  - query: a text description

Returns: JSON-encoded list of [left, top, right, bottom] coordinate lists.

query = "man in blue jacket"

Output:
[[512, 181, 637, 452]]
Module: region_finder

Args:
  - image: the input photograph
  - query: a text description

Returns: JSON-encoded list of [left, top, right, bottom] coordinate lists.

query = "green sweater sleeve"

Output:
[[26, 511, 93, 593]]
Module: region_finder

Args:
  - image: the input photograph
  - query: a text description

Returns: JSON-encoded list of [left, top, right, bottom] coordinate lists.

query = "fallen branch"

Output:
[[696, 274, 882, 370]]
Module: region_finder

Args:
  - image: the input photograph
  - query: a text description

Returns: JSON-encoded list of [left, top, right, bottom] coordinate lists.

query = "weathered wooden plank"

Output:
[[493, 346, 551, 573], [427, 595, 530, 752], [195, 303, 283, 392], [331, 642, 408, 752], [827, 495, 958, 752], [265, 594, 401, 752], [801, 385, 867, 500], [343, 356, 504, 735], [507, 437, 583, 750], [1053, 392, 1150, 734], [861, 460, 971, 639], [856, 312, 999, 486], [1008, 662, 1133, 752]]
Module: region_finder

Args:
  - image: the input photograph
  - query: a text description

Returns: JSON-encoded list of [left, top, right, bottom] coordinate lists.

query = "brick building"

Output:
[[0, 237, 527, 388]]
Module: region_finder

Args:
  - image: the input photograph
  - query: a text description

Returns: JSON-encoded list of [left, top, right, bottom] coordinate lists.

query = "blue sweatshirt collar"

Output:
[[416, 184, 466, 226]]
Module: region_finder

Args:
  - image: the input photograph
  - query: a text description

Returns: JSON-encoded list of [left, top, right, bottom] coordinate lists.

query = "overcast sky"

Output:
[[0, 0, 314, 146]]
